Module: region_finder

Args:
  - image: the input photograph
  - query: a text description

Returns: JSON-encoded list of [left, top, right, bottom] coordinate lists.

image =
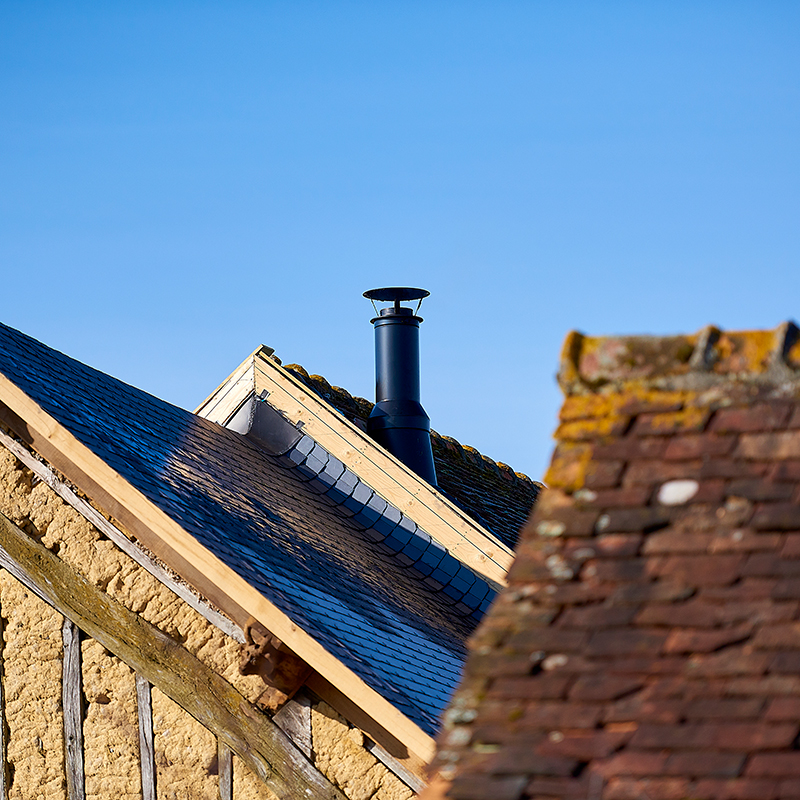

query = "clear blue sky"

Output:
[[2, 2, 798, 481]]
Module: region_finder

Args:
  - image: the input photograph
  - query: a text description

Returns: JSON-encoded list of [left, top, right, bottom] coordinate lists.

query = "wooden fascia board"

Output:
[[250, 353, 513, 586], [193, 344, 269, 422], [0, 372, 436, 764]]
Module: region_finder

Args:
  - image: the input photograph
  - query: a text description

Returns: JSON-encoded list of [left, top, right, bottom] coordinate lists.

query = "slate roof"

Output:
[[430, 323, 800, 800], [0, 320, 492, 736], [281, 364, 542, 549]]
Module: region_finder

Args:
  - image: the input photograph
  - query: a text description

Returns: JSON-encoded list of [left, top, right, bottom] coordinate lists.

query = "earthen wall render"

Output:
[[0, 445, 414, 800]]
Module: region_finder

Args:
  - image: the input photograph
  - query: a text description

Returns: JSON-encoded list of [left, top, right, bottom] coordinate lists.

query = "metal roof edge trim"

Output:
[[0, 369, 437, 764]]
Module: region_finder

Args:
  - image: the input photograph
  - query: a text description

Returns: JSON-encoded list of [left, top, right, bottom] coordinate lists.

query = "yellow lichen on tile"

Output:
[[559, 394, 624, 421], [555, 415, 628, 441], [81, 640, 141, 800], [543, 442, 592, 492], [787, 336, 800, 370], [311, 702, 413, 800], [642, 407, 709, 433], [556, 330, 585, 391], [1, 570, 66, 800], [713, 330, 775, 374], [152, 688, 217, 799]]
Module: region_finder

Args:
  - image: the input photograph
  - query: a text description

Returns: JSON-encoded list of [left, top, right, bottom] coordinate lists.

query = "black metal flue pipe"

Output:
[[363, 287, 437, 487]]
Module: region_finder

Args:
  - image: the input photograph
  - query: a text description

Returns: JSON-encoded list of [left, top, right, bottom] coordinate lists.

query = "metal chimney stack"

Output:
[[363, 287, 437, 486]]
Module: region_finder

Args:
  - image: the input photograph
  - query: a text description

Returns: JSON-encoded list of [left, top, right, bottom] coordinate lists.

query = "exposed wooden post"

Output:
[[217, 739, 233, 800], [273, 692, 312, 758], [136, 674, 156, 800], [0, 599, 9, 800], [0, 511, 346, 800], [62, 618, 85, 800]]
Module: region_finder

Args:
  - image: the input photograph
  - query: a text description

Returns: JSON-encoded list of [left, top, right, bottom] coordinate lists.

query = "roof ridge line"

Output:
[[281, 363, 539, 487], [558, 321, 800, 396]]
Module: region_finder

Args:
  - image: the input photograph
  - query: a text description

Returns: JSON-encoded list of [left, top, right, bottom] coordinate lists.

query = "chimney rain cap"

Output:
[[363, 287, 429, 302]]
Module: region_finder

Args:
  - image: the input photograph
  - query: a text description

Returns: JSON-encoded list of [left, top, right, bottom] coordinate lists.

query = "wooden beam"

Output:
[[307, 672, 434, 768], [0, 511, 347, 800], [273, 692, 312, 759], [0, 374, 435, 764], [367, 739, 427, 794], [217, 740, 233, 800], [0, 599, 9, 800], [136, 675, 156, 800], [0, 427, 244, 644], [62, 618, 85, 800], [250, 354, 512, 586]]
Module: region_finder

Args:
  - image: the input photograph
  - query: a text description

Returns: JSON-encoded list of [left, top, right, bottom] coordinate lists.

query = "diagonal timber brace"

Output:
[[0, 511, 346, 800]]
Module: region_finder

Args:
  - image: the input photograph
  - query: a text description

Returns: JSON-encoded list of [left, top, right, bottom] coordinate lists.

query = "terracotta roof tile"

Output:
[[426, 322, 800, 800]]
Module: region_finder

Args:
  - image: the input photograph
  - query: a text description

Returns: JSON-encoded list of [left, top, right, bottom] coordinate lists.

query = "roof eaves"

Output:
[[0, 369, 438, 764]]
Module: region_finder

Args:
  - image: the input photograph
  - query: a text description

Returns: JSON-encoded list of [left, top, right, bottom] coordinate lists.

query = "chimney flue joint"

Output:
[[363, 287, 437, 487]]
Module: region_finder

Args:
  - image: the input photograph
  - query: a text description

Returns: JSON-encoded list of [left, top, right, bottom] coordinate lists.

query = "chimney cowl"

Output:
[[363, 287, 437, 487]]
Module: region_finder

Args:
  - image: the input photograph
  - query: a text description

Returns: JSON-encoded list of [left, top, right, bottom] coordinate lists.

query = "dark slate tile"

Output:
[[0, 320, 484, 737]]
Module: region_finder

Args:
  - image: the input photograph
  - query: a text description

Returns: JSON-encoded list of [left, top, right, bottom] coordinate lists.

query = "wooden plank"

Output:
[[62, 617, 85, 800], [250, 355, 512, 584], [0, 427, 245, 644], [366, 739, 426, 794], [197, 363, 255, 426], [0, 510, 346, 800], [194, 346, 267, 419], [0, 598, 9, 800], [217, 739, 233, 800], [273, 691, 312, 758], [136, 674, 156, 800], [0, 376, 436, 764]]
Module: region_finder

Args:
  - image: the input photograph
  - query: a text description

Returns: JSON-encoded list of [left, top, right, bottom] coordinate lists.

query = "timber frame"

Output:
[[0, 366, 437, 771], [0, 509, 346, 800]]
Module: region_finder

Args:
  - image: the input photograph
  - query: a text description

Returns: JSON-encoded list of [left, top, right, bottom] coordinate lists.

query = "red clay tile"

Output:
[[746, 753, 800, 778], [711, 404, 794, 433], [570, 674, 645, 702], [665, 433, 737, 460], [737, 432, 800, 461], [664, 752, 746, 778], [603, 777, 689, 800], [690, 777, 779, 799], [764, 696, 800, 721], [663, 625, 752, 654]]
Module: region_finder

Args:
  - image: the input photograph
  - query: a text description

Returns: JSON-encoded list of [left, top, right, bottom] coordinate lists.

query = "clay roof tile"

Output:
[[427, 322, 800, 800]]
